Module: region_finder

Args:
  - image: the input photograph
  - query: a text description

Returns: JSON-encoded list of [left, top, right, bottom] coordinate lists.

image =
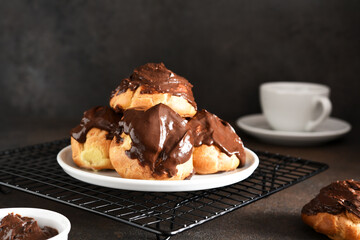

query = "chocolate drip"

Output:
[[302, 180, 360, 217], [0, 213, 58, 240], [188, 110, 246, 167], [70, 106, 122, 143], [110, 63, 197, 109], [118, 104, 193, 178]]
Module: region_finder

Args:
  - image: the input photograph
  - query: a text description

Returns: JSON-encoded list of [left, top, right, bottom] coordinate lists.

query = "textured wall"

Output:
[[0, 0, 359, 126]]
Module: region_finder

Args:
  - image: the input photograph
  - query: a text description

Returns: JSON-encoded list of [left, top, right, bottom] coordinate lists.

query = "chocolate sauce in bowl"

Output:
[[188, 110, 246, 167], [0, 213, 58, 240], [302, 180, 360, 217], [70, 106, 122, 143], [111, 63, 197, 109], [118, 104, 193, 178]]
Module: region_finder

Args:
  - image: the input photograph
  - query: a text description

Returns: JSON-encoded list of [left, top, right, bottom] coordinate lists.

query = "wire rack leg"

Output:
[[0, 186, 12, 194], [155, 219, 171, 240], [156, 235, 171, 240]]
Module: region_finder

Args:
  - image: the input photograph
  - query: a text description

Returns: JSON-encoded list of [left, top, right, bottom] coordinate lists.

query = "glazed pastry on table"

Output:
[[301, 180, 360, 240], [70, 63, 247, 180]]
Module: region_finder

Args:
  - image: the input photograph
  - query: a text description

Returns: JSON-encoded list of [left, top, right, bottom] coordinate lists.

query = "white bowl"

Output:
[[0, 208, 71, 240]]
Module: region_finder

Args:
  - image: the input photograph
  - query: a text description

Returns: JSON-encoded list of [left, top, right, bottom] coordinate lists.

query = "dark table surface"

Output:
[[0, 117, 359, 240]]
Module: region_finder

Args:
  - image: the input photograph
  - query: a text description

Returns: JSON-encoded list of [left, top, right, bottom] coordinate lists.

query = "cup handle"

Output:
[[305, 96, 332, 131]]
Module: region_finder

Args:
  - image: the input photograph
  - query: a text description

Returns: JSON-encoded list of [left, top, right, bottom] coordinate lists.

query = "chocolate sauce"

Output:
[[118, 104, 193, 178], [110, 63, 197, 109], [184, 170, 195, 180], [0, 213, 58, 240], [302, 180, 360, 217], [188, 110, 246, 167], [70, 106, 122, 143]]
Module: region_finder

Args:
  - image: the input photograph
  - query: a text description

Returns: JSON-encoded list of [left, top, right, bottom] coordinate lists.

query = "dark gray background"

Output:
[[0, 2, 360, 239], [1, 0, 359, 135]]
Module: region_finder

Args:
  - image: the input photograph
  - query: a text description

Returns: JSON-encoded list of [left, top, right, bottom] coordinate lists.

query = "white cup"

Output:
[[260, 82, 332, 132]]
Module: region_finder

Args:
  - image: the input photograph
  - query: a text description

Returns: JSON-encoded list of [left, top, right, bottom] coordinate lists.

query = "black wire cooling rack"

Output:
[[0, 139, 328, 239]]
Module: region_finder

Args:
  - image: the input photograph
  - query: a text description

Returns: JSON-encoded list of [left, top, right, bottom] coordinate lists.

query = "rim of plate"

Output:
[[57, 145, 259, 192]]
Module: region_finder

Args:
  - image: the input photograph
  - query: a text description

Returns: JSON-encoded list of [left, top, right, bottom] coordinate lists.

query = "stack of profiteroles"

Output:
[[70, 63, 246, 180]]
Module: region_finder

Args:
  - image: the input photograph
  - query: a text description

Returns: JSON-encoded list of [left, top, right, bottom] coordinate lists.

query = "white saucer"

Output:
[[236, 114, 351, 146], [57, 146, 259, 192]]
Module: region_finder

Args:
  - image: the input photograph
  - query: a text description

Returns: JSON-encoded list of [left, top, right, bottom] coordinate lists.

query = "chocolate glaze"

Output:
[[110, 63, 197, 109], [70, 106, 122, 143], [118, 104, 193, 178], [184, 170, 195, 180], [0, 213, 58, 240], [302, 180, 360, 218], [188, 110, 246, 167]]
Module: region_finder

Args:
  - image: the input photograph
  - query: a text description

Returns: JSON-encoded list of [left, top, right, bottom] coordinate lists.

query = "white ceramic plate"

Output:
[[236, 114, 351, 146], [0, 208, 71, 240], [57, 145, 259, 192]]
